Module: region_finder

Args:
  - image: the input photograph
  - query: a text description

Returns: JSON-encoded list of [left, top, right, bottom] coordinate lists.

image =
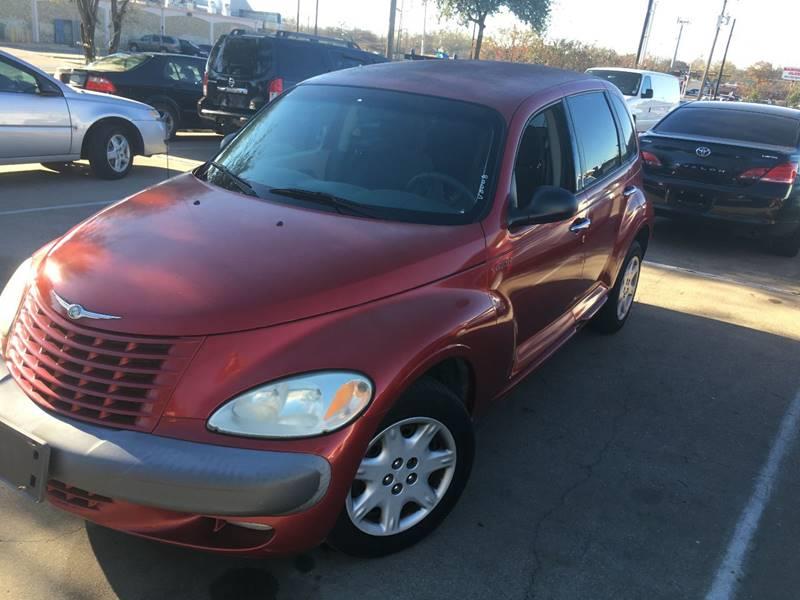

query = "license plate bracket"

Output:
[[0, 418, 50, 502]]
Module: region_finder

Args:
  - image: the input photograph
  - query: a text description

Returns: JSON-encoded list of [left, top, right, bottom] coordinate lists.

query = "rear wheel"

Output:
[[129, 44, 139, 52], [151, 101, 178, 140], [767, 226, 800, 258], [87, 124, 133, 179], [328, 378, 474, 557], [590, 241, 644, 334]]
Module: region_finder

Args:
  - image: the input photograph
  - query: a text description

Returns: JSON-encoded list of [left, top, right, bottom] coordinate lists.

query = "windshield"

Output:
[[589, 70, 642, 96], [206, 84, 503, 225], [87, 53, 149, 72], [655, 107, 800, 147]]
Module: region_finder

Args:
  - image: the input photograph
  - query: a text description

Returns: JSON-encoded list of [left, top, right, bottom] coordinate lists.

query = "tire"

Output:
[[87, 124, 134, 180], [767, 227, 800, 258], [328, 377, 474, 558], [129, 44, 138, 52], [40, 162, 75, 173], [151, 101, 179, 140], [590, 240, 644, 334]]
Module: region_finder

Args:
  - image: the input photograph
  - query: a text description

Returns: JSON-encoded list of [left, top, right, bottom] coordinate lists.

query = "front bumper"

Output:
[[134, 119, 168, 156], [0, 360, 330, 517]]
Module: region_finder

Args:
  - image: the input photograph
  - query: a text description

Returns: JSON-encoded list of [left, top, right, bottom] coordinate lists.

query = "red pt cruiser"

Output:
[[0, 61, 653, 557]]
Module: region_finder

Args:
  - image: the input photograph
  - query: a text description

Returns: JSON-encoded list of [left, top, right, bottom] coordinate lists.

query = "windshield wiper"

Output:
[[268, 188, 380, 218], [206, 161, 258, 197]]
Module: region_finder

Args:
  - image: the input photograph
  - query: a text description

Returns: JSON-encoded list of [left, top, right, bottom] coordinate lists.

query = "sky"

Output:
[[254, 0, 799, 69]]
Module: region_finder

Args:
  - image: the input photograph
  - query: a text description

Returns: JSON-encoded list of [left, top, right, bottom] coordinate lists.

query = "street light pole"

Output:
[[314, 0, 319, 35], [713, 18, 736, 100], [296, 0, 300, 32], [635, 0, 655, 68], [699, 0, 728, 99], [670, 18, 689, 70], [386, 0, 397, 59]]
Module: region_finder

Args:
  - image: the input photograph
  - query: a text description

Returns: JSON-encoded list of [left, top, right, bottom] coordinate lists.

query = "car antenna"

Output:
[[165, 139, 171, 179]]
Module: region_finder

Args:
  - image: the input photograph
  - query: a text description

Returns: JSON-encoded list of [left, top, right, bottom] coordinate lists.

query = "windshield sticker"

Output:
[[476, 174, 489, 201]]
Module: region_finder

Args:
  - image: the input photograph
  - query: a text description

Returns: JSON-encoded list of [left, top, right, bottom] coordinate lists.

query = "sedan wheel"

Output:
[[106, 134, 131, 174], [346, 417, 457, 537], [88, 125, 134, 179]]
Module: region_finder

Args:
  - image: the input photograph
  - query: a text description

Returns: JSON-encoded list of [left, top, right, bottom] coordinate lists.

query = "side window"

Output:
[[163, 60, 181, 81], [641, 75, 653, 97], [512, 102, 575, 209], [280, 43, 329, 81], [566, 92, 622, 188], [330, 51, 368, 70], [608, 92, 637, 161], [175, 59, 202, 84], [141, 35, 152, 42], [0, 59, 39, 94]]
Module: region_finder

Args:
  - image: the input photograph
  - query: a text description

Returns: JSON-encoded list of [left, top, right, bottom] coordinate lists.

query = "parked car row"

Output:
[[128, 35, 209, 58]]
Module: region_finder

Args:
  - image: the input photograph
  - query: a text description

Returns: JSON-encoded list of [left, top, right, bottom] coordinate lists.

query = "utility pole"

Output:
[[670, 18, 689, 70], [296, 0, 300, 32], [421, 0, 428, 55], [699, 0, 728, 99], [386, 0, 397, 59], [313, 0, 319, 35], [635, 0, 656, 68], [713, 18, 736, 100], [395, 0, 405, 56]]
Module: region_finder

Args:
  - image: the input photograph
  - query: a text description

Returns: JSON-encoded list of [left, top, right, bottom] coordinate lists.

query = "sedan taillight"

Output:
[[640, 151, 662, 167], [267, 78, 284, 102], [85, 75, 117, 94], [202, 72, 208, 96], [738, 162, 798, 184]]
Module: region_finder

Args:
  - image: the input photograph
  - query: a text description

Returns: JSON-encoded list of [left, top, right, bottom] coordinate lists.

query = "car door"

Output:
[[500, 101, 586, 360], [566, 91, 634, 292], [0, 56, 71, 159], [163, 56, 204, 121]]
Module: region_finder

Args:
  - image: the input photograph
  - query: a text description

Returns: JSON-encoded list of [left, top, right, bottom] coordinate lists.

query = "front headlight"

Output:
[[0, 257, 33, 355], [208, 371, 374, 439]]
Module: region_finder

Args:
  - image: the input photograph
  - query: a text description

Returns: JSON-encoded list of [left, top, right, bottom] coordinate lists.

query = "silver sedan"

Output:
[[0, 50, 166, 179]]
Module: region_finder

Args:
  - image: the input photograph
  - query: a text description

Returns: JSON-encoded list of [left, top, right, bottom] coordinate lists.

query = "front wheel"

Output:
[[87, 125, 134, 179], [129, 44, 139, 52], [590, 240, 643, 334], [151, 102, 178, 140], [328, 378, 474, 557]]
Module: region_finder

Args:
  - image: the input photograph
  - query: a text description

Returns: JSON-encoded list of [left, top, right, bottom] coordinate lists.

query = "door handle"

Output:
[[622, 185, 637, 198], [569, 217, 591, 234]]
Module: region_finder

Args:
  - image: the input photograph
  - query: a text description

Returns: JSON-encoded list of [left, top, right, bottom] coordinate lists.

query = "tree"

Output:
[[436, 0, 551, 60], [109, 0, 132, 55], [74, 0, 100, 63], [787, 85, 800, 109]]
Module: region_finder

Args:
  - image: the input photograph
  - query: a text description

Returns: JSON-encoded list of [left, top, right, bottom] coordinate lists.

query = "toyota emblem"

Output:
[[696, 146, 712, 158], [228, 77, 235, 88]]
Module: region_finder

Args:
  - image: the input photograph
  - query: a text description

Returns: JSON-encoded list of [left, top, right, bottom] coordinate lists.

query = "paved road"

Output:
[[1, 136, 799, 600]]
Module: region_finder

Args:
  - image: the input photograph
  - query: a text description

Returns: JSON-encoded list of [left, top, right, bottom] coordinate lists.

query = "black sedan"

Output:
[[640, 102, 800, 256], [69, 53, 206, 139]]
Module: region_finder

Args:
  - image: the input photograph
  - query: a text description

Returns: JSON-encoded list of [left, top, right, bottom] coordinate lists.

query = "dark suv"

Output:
[[198, 30, 387, 133]]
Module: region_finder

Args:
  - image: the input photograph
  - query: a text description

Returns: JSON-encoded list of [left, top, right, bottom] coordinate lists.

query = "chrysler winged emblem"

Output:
[[52, 291, 121, 321], [695, 146, 712, 158]]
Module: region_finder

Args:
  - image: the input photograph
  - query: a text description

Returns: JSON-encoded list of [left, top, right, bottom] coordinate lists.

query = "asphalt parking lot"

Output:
[[1, 135, 799, 600]]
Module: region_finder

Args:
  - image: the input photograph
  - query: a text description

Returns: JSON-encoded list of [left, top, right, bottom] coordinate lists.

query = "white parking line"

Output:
[[645, 261, 799, 297], [0, 201, 113, 217], [705, 386, 800, 600]]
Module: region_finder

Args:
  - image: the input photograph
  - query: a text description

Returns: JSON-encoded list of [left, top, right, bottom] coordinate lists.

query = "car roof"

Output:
[[304, 60, 600, 118], [683, 101, 800, 120], [588, 66, 675, 78]]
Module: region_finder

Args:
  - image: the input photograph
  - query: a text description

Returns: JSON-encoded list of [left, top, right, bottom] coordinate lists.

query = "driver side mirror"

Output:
[[641, 88, 654, 99], [220, 132, 237, 150], [508, 186, 578, 228]]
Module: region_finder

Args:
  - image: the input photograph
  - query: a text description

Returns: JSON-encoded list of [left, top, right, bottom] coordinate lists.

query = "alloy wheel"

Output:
[[617, 255, 641, 320], [346, 417, 457, 537], [106, 134, 131, 173]]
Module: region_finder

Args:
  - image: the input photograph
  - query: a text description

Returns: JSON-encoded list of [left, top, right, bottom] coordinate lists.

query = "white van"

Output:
[[586, 67, 681, 132]]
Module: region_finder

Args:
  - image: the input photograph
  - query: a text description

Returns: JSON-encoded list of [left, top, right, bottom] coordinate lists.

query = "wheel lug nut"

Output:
[[391, 458, 403, 469], [382, 474, 393, 486], [391, 483, 403, 495], [407, 457, 418, 469], [406, 473, 417, 484]]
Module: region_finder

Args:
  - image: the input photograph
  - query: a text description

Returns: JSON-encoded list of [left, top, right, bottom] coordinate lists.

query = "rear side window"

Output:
[[589, 70, 641, 96], [608, 93, 637, 161], [211, 36, 274, 77], [567, 92, 622, 188], [655, 107, 800, 147], [330, 51, 369, 70], [641, 75, 652, 96], [279, 43, 330, 81]]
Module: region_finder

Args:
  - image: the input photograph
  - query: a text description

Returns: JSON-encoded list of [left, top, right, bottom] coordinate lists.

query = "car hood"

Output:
[[65, 85, 154, 112], [36, 174, 487, 336]]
